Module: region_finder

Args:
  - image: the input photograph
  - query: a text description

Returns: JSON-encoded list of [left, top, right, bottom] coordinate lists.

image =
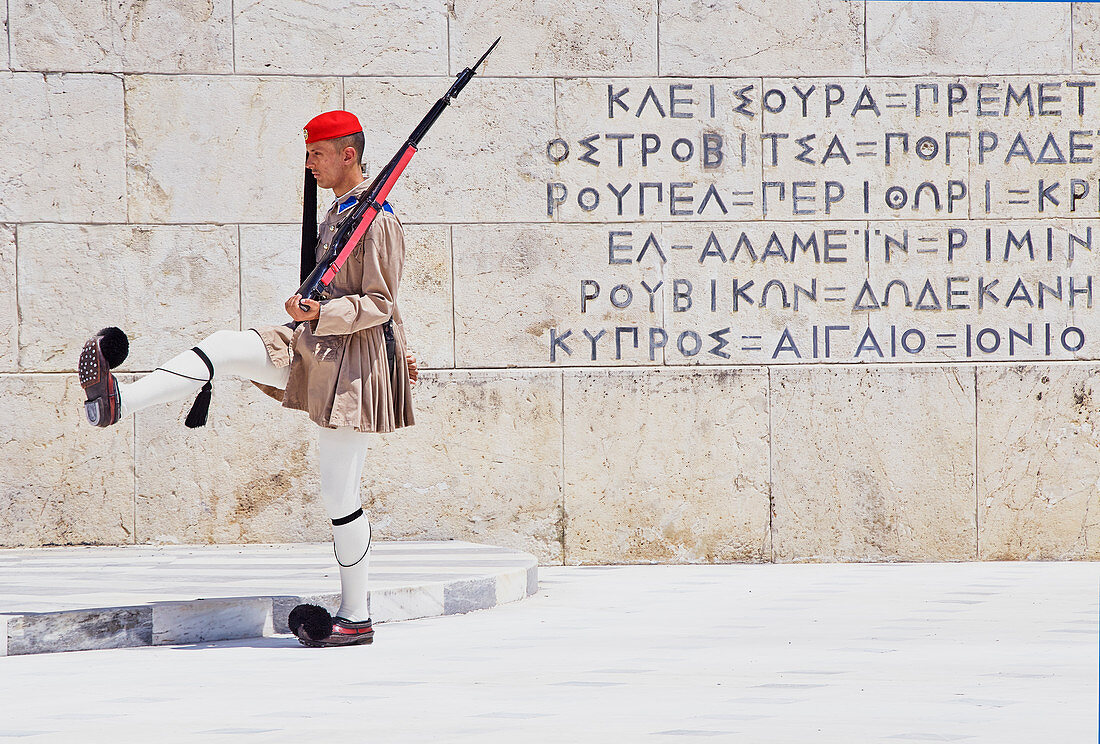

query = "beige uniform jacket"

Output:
[[253, 180, 415, 433]]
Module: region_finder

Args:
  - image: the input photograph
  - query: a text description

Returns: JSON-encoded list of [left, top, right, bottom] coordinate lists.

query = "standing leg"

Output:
[[317, 426, 374, 623]]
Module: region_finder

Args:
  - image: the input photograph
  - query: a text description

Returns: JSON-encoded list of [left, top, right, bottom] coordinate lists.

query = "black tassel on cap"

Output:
[[184, 346, 215, 429], [301, 165, 318, 284]]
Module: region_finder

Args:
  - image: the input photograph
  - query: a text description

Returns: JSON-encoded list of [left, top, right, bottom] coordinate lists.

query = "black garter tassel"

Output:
[[184, 381, 212, 428], [184, 346, 215, 428]]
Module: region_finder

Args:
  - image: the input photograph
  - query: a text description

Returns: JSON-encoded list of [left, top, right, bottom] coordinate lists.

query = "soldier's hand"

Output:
[[285, 295, 320, 322], [406, 353, 419, 384]]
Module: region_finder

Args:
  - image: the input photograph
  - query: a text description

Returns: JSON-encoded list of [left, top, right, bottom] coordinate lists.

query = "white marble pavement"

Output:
[[0, 562, 1094, 742], [0, 541, 538, 655]]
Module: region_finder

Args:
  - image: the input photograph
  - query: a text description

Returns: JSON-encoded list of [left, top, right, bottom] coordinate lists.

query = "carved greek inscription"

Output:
[[541, 78, 1100, 364]]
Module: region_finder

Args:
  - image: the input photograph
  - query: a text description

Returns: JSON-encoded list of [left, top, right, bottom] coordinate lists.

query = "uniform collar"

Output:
[[327, 179, 369, 215]]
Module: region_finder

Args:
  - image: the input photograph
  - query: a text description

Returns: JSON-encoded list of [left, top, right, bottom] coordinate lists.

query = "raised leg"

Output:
[[117, 329, 288, 418]]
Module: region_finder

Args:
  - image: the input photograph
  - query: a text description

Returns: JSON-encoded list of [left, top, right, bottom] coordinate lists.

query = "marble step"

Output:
[[0, 541, 538, 656]]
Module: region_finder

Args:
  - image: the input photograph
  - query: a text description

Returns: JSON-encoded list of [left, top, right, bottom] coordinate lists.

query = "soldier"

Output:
[[77, 110, 416, 647]]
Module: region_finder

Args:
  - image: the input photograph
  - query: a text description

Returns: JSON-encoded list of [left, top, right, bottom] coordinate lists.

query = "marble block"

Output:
[[771, 365, 977, 562], [235, 0, 447, 75], [1076, 3, 1100, 73], [660, 0, 864, 77], [9, 0, 232, 73], [452, 223, 663, 367], [0, 375, 135, 548], [1, 5, 7, 69], [451, 0, 657, 77], [0, 73, 125, 223], [239, 225, 300, 333], [563, 368, 771, 564], [133, 380, 328, 545], [344, 78, 556, 223], [125, 75, 341, 224], [370, 584, 444, 623], [358, 370, 565, 564], [6, 607, 152, 656], [152, 597, 272, 645], [443, 576, 496, 615], [977, 364, 1100, 559], [0, 226, 15, 371], [494, 567, 530, 604], [16, 224, 239, 372], [0, 615, 10, 656], [867, 2, 1071, 75]]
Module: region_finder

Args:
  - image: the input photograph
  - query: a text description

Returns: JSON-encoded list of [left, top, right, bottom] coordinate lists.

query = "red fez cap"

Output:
[[303, 110, 363, 145]]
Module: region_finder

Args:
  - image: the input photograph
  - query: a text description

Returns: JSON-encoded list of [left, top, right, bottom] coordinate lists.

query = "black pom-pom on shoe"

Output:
[[97, 327, 129, 369], [288, 604, 333, 643]]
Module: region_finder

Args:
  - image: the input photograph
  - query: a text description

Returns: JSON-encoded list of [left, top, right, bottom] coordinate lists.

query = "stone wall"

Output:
[[2, 1, 1098, 563]]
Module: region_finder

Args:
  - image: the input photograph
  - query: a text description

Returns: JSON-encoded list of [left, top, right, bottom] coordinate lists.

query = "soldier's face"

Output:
[[306, 140, 352, 189]]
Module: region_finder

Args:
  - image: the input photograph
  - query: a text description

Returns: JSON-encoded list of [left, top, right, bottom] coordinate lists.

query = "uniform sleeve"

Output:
[[312, 215, 404, 336]]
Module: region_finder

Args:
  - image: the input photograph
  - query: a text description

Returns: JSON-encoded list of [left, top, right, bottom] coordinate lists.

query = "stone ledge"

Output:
[[0, 541, 538, 656]]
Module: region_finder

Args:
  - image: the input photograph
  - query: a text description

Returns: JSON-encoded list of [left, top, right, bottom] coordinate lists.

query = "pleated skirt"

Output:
[[252, 320, 414, 434]]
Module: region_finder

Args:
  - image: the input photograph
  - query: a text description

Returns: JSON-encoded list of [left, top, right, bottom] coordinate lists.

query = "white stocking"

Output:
[[118, 329, 288, 418], [319, 426, 373, 622]]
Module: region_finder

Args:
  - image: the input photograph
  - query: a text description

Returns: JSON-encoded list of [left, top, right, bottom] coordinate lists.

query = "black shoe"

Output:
[[306, 617, 375, 647], [78, 327, 128, 427], [289, 604, 374, 647]]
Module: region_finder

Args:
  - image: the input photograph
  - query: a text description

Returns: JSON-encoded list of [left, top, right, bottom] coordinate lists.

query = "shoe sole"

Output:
[[78, 337, 119, 427], [297, 634, 374, 648], [294, 621, 375, 648]]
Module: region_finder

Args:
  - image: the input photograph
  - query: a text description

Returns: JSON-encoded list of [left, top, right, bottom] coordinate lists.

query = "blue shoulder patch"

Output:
[[382, 201, 394, 215]]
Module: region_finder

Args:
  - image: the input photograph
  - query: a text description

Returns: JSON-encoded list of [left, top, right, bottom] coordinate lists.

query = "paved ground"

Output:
[[0, 562, 1095, 742]]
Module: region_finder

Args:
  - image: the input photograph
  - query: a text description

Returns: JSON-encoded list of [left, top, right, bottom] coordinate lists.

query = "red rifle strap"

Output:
[[319, 144, 417, 286]]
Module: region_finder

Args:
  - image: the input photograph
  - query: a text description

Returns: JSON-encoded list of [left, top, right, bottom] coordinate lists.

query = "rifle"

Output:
[[297, 37, 500, 310]]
